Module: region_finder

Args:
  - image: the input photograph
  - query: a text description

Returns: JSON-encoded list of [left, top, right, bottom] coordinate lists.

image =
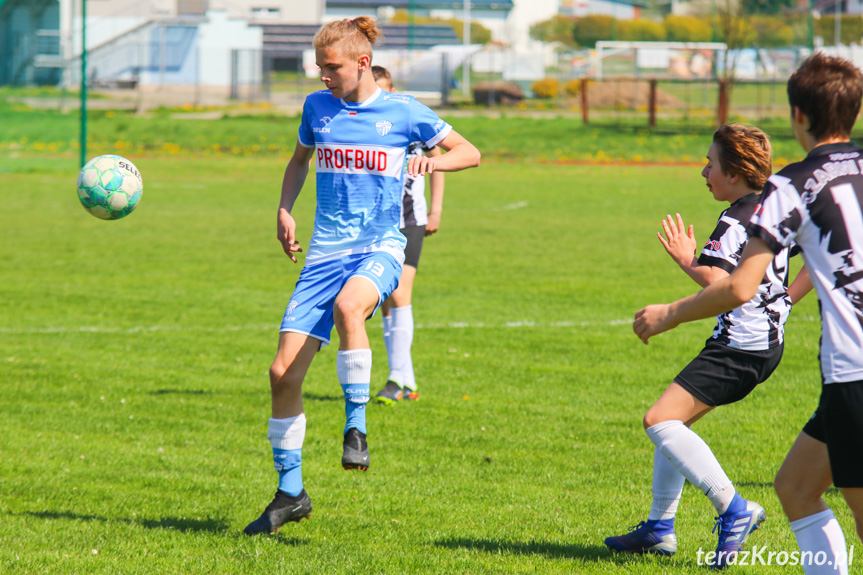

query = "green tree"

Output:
[[663, 15, 712, 42], [618, 19, 667, 41], [573, 14, 615, 48], [529, 15, 578, 47], [712, 0, 757, 71], [742, 0, 795, 15]]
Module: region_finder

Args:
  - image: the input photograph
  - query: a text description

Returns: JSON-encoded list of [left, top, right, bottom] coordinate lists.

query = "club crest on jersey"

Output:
[[375, 120, 393, 136], [314, 116, 332, 133]]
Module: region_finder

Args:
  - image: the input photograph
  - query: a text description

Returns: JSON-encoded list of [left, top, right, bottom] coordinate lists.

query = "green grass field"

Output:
[[0, 102, 857, 574]]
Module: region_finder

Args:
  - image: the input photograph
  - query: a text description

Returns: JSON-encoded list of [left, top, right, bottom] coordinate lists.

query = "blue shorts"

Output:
[[279, 251, 402, 347]]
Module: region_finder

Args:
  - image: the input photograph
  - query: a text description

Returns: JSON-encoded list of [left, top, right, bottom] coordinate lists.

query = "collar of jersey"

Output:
[[807, 141, 857, 158], [732, 191, 759, 206], [340, 86, 382, 108]]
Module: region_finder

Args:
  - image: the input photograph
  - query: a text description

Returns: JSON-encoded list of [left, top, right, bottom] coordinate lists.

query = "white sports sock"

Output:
[[790, 509, 849, 575], [648, 446, 685, 521], [267, 414, 306, 450], [646, 420, 736, 515], [387, 305, 415, 390], [382, 313, 393, 361]]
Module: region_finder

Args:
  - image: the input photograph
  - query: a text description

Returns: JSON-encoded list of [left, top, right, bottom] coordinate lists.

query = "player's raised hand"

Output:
[[658, 213, 696, 266], [277, 208, 303, 263], [633, 303, 677, 344], [407, 154, 435, 177]]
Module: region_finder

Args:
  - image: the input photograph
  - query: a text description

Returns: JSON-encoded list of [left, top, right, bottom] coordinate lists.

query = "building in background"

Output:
[[0, 0, 62, 85]]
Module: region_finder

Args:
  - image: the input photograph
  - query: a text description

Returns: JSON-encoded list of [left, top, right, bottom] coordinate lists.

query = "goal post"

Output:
[[594, 41, 728, 81]]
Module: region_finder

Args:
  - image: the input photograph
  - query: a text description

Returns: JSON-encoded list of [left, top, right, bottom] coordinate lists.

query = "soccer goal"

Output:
[[593, 41, 728, 81]]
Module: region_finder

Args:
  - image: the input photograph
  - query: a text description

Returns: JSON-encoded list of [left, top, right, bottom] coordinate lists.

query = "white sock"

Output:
[[790, 509, 849, 575], [646, 420, 736, 515], [387, 305, 415, 390], [267, 414, 306, 450], [648, 446, 685, 521], [382, 313, 393, 360]]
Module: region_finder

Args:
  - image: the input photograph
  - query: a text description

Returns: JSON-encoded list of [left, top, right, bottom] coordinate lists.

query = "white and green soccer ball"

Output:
[[77, 154, 143, 220]]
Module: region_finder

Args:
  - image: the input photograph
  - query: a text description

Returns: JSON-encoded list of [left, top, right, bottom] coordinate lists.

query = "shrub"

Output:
[[618, 19, 667, 42], [663, 15, 712, 42], [564, 78, 584, 97], [574, 15, 615, 48], [530, 15, 578, 47], [750, 16, 793, 46], [531, 78, 560, 99]]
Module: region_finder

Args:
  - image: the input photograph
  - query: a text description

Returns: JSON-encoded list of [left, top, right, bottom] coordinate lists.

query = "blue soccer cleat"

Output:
[[605, 519, 678, 555], [709, 494, 766, 569]]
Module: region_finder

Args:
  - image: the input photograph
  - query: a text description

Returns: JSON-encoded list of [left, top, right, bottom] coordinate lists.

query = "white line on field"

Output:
[[0, 318, 636, 335], [0, 315, 822, 336], [495, 201, 528, 211]]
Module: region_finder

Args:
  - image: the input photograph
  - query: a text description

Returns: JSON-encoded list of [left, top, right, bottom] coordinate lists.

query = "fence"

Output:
[[6, 39, 824, 134]]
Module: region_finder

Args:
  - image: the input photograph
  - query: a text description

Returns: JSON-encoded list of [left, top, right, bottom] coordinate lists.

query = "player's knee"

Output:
[[772, 470, 792, 504], [643, 409, 662, 429], [269, 361, 302, 392], [773, 467, 816, 507], [334, 297, 365, 326]]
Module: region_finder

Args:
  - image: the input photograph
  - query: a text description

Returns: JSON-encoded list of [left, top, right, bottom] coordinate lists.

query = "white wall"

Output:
[[196, 10, 262, 86]]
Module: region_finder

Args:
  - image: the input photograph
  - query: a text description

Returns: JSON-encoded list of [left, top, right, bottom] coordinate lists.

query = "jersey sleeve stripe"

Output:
[[697, 255, 736, 274], [425, 124, 452, 149]]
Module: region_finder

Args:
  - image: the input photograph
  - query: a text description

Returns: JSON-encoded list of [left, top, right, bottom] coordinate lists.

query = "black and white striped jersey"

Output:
[[699, 192, 793, 351], [749, 142, 863, 384], [400, 140, 431, 228]]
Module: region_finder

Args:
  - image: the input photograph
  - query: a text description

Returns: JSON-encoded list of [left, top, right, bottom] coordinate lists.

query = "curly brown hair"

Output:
[[712, 123, 772, 191], [313, 16, 382, 59]]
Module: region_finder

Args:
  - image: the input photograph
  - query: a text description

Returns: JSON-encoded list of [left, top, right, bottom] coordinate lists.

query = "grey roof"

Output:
[[260, 23, 461, 56]]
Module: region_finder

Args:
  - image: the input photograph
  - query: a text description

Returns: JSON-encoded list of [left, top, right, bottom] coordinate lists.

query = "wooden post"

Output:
[[648, 79, 657, 128], [718, 78, 728, 126], [581, 78, 589, 125]]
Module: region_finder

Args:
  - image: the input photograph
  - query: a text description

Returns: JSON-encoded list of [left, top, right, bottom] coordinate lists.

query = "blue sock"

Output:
[[273, 447, 303, 496], [342, 383, 369, 435], [647, 518, 675, 532], [722, 492, 745, 516]]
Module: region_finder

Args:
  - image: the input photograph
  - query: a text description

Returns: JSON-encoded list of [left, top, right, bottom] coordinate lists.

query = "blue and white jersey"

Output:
[[298, 87, 452, 265]]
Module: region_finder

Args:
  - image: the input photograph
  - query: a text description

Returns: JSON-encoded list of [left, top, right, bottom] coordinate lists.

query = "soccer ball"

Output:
[[77, 154, 143, 220]]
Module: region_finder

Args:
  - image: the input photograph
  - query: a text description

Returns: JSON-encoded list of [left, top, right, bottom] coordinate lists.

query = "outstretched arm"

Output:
[[634, 238, 775, 344], [407, 129, 480, 177], [787, 265, 814, 304], [425, 147, 445, 236], [277, 141, 315, 263], [657, 213, 729, 288]]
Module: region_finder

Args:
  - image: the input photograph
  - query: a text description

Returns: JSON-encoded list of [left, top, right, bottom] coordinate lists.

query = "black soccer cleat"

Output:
[[342, 427, 370, 471], [243, 489, 312, 535]]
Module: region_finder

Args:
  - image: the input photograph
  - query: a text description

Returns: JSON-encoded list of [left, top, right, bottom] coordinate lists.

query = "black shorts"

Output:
[[674, 339, 784, 407], [801, 380, 863, 488], [401, 225, 425, 269]]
